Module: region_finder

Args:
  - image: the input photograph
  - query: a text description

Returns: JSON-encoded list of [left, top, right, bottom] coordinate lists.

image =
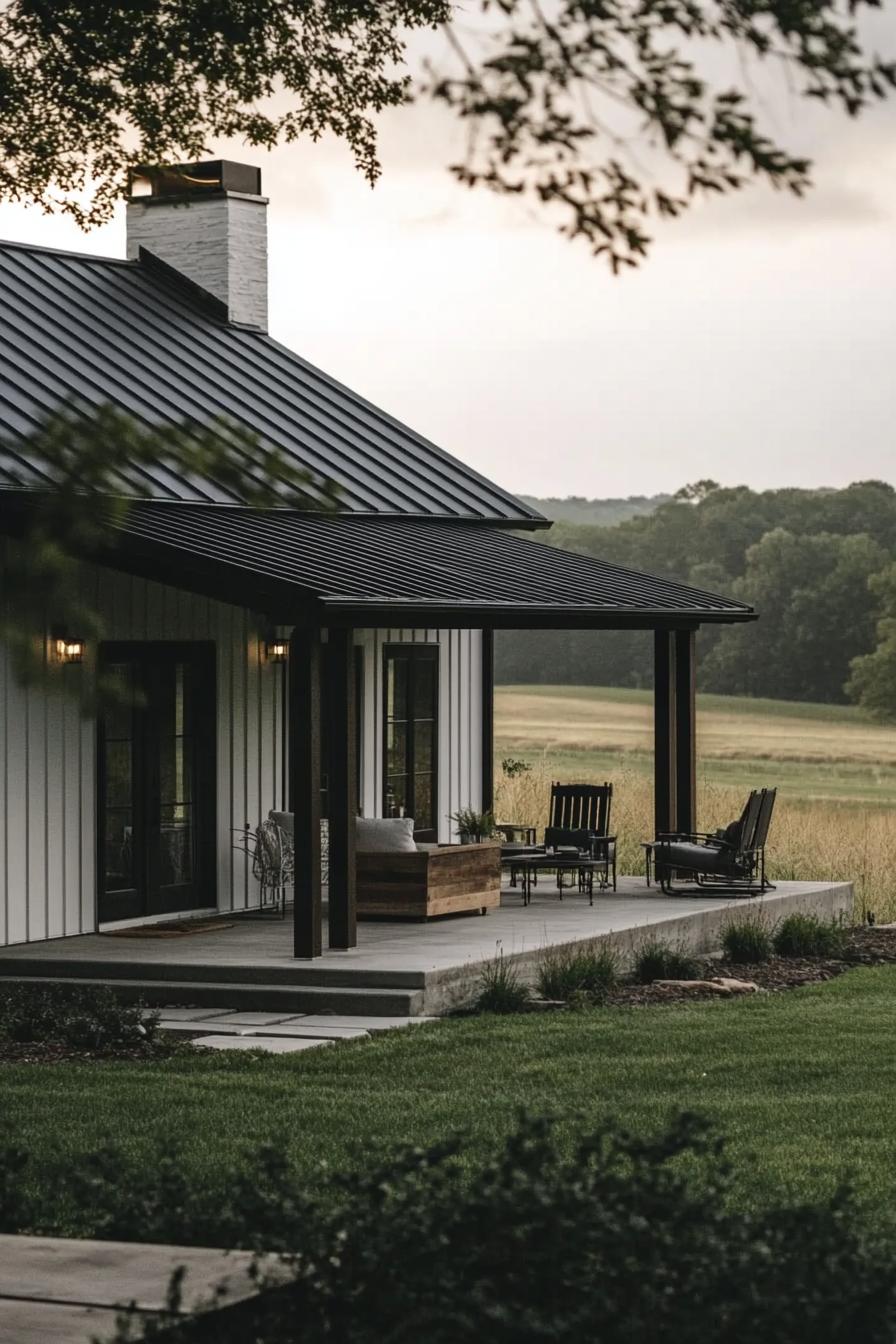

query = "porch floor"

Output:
[[0, 877, 854, 1015]]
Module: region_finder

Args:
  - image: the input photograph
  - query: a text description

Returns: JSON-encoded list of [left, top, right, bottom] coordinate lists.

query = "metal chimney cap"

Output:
[[127, 160, 262, 201]]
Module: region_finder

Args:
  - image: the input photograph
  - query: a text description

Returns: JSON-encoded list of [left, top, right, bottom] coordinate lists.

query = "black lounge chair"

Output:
[[645, 788, 776, 896]]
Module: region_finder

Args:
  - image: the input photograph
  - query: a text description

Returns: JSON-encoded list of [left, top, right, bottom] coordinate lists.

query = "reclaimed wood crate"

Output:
[[356, 842, 501, 920]]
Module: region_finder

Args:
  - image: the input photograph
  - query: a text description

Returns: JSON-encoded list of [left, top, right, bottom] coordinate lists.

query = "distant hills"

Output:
[[521, 494, 670, 527]]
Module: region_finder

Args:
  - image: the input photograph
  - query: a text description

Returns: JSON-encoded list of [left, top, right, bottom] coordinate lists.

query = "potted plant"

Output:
[[449, 807, 497, 844]]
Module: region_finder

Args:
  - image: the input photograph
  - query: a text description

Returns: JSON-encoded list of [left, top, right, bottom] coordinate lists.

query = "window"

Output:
[[383, 645, 438, 841]]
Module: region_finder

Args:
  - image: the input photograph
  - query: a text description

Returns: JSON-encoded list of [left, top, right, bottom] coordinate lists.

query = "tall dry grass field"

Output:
[[495, 686, 896, 920]]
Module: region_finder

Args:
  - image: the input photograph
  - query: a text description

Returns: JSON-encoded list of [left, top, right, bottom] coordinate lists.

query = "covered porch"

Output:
[[99, 503, 759, 960]]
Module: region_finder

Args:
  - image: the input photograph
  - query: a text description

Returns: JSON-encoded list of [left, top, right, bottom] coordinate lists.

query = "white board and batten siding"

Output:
[[357, 628, 484, 842], [0, 553, 484, 947]]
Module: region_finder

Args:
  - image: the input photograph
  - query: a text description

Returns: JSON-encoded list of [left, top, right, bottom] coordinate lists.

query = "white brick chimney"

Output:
[[126, 161, 268, 330]]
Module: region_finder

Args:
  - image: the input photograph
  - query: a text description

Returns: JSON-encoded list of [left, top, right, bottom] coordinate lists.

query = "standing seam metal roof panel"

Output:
[[0, 239, 546, 524], [103, 504, 756, 621]]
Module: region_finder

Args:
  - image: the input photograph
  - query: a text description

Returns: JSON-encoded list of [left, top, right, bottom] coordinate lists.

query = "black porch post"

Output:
[[289, 625, 323, 958], [674, 628, 697, 838], [327, 626, 358, 949], [481, 628, 495, 815], [653, 630, 677, 836]]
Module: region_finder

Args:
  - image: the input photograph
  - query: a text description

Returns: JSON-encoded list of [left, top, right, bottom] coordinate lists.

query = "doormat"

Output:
[[103, 919, 236, 939]]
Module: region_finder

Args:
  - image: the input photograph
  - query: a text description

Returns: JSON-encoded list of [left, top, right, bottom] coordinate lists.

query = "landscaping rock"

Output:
[[712, 977, 762, 994], [655, 979, 736, 996]]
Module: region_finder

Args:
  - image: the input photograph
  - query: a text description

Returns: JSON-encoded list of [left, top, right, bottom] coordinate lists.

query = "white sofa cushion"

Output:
[[355, 817, 417, 853]]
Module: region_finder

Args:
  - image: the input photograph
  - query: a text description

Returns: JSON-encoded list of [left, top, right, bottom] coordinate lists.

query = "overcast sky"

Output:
[[1, 16, 894, 503]]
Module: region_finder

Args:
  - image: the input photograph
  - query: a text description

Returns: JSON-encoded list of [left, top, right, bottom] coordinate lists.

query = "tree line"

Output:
[[495, 481, 896, 720]]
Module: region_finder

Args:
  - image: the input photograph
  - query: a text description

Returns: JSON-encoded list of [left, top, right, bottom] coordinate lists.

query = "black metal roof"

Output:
[[97, 503, 755, 628], [0, 239, 544, 525]]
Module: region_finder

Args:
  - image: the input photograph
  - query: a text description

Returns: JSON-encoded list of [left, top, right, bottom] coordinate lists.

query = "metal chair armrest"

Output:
[[589, 833, 617, 846]]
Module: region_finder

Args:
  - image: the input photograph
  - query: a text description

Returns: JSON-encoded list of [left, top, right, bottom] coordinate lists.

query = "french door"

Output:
[[383, 645, 438, 841], [97, 643, 216, 923]]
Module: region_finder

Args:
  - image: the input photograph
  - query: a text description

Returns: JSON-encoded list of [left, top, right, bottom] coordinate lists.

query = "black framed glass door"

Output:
[[383, 645, 438, 841], [98, 643, 216, 923]]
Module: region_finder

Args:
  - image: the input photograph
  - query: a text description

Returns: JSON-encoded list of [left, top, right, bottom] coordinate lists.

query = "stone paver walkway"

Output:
[[156, 1009, 436, 1053]]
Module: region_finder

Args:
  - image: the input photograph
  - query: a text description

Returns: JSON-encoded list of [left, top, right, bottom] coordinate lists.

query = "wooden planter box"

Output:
[[356, 842, 501, 920]]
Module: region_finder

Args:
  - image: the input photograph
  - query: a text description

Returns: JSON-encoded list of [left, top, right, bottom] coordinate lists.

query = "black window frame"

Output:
[[382, 643, 439, 842]]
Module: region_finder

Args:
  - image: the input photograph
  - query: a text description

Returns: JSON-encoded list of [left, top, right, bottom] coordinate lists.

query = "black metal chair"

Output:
[[645, 788, 776, 896], [547, 780, 617, 894], [503, 781, 617, 894], [544, 781, 613, 852]]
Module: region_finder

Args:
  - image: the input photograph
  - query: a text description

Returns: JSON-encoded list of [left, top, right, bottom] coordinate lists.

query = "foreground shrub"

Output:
[[633, 939, 702, 984], [40, 1111, 892, 1343], [537, 942, 619, 1002], [773, 914, 847, 959], [0, 983, 158, 1051], [475, 952, 530, 1013], [722, 915, 773, 964]]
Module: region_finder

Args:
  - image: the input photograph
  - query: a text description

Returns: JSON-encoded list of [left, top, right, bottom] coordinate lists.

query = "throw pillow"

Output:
[[355, 816, 418, 854]]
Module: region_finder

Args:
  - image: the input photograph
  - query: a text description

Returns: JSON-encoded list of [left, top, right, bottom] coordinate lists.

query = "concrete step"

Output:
[[0, 955, 423, 990], [0, 975, 425, 1017]]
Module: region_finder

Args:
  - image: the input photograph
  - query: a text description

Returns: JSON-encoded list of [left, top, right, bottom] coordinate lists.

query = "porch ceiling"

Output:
[[92, 503, 756, 630]]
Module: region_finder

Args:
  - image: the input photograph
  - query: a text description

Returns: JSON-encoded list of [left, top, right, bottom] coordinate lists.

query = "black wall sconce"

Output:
[[52, 630, 85, 665], [264, 634, 289, 664]]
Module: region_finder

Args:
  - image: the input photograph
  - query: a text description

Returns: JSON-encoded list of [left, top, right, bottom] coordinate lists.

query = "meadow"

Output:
[[494, 684, 896, 919]]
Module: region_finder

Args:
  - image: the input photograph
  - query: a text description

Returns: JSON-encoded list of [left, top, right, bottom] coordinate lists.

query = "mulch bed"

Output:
[[0, 1039, 196, 1065], [600, 925, 896, 1007]]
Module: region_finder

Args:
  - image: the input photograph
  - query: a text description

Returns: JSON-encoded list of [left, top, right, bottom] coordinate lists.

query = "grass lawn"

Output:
[[5, 967, 896, 1236]]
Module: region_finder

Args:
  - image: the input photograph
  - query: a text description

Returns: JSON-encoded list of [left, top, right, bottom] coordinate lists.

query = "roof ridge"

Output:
[[0, 236, 133, 267]]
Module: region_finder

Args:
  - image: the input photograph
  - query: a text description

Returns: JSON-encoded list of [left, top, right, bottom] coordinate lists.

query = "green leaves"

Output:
[[847, 562, 896, 722], [0, 1, 892, 267], [0, 1, 452, 226], [431, 0, 893, 267]]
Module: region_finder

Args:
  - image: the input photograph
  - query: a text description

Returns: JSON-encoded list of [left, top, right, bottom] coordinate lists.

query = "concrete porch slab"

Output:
[[0, 878, 854, 1016]]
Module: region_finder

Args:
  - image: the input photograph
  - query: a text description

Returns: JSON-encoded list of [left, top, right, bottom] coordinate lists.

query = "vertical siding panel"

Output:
[[80, 573, 99, 934], [463, 630, 474, 813], [215, 600, 234, 912], [0, 633, 7, 948], [45, 681, 65, 939], [231, 608, 248, 910], [260, 636, 276, 824], [358, 631, 374, 818], [4, 639, 27, 944], [452, 631, 463, 831], [438, 633, 451, 843], [244, 616, 261, 909], [79, 700, 95, 934], [470, 629, 483, 812], [62, 685, 81, 936], [26, 640, 47, 942]]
